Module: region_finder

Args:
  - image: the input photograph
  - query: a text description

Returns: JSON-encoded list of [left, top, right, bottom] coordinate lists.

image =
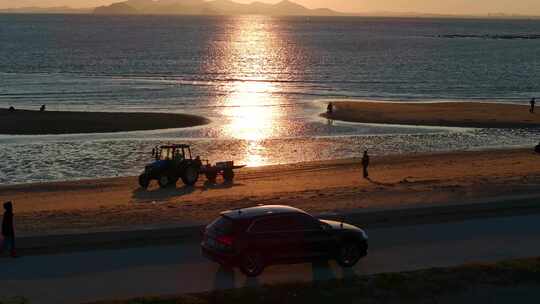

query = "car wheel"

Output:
[[181, 165, 199, 186], [158, 175, 170, 188], [336, 242, 362, 267], [239, 252, 264, 277], [138, 174, 150, 189]]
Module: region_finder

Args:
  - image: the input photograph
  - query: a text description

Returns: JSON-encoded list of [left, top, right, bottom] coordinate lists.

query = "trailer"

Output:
[[199, 160, 245, 184]]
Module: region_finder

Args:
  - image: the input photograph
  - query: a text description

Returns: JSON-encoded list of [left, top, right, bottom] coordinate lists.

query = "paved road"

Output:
[[2, 214, 540, 304]]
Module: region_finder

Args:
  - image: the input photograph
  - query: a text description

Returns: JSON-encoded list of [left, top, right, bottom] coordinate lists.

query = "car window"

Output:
[[288, 214, 321, 231], [250, 214, 321, 233], [208, 216, 234, 235], [250, 216, 288, 233]]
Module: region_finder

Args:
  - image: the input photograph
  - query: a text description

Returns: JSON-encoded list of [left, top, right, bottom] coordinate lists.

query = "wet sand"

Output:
[[0, 108, 209, 134], [322, 101, 540, 128], [2, 149, 540, 236]]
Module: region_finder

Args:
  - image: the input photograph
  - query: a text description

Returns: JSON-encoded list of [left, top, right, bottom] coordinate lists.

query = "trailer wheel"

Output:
[[138, 174, 150, 189], [182, 165, 199, 186], [205, 171, 218, 183], [158, 175, 171, 188], [223, 169, 234, 183]]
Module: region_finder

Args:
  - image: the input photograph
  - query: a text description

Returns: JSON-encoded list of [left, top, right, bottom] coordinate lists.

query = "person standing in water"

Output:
[[361, 150, 370, 179], [530, 98, 536, 113], [2, 201, 16, 258]]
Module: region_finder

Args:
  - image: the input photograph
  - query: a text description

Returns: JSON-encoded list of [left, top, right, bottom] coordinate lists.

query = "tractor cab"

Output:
[[153, 144, 193, 162]]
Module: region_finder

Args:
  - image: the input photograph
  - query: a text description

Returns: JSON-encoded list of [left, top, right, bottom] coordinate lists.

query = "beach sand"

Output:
[[322, 101, 540, 128], [2, 149, 540, 236], [0, 108, 209, 134]]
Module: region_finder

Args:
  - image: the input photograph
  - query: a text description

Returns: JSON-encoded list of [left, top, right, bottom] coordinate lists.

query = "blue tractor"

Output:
[[138, 144, 202, 189]]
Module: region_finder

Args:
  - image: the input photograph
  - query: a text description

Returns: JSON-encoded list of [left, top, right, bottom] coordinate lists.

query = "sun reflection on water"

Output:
[[217, 16, 287, 166], [221, 81, 280, 141]]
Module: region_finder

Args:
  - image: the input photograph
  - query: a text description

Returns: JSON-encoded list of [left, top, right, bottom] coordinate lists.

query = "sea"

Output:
[[1, 14, 540, 184]]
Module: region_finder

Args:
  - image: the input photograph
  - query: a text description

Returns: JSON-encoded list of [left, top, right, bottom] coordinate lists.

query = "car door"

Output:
[[247, 215, 305, 263], [289, 214, 335, 259]]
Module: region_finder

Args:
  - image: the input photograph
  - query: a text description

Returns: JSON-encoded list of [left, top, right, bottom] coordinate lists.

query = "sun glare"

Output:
[[217, 16, 285, 166], [222, 80, 279, 141]]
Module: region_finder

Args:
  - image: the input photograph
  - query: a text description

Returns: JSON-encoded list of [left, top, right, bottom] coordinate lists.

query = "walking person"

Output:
[[530, 98, 536, 113], [361, 150, 370, 179], [327, 102, 334, 114], [2, 201, 16, 258]]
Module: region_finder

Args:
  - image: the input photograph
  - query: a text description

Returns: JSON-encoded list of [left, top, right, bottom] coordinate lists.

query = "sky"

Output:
[[2, 0, 540, 15]]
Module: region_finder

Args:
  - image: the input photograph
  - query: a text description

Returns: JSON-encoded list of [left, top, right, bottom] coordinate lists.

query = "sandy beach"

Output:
[[2, 149, 540, 236], [0, 108, 209, 134], [322, 101, 540, 128]]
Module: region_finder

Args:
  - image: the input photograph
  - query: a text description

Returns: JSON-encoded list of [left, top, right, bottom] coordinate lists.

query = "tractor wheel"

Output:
[[205, 171, 218, 183], [158, 175, 171, 188], [223, 169, 234, 183], [138, 174, 150, 189], [181, 165, 199, 186]]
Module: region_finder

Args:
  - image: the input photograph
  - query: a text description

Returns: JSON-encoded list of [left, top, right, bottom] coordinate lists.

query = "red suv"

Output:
[[201, 205, 368, 277]]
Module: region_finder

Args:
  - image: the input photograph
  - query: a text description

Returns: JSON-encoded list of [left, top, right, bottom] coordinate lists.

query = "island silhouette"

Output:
[[93, 0, 342, 16]]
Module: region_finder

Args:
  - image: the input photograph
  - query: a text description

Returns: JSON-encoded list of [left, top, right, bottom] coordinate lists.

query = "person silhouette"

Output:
[[2, 201, 16, 258], [327, 102, 334, 114], [361, 150, 370, 179], [530, 98, 535, 113], [40, 104, 46, 112]]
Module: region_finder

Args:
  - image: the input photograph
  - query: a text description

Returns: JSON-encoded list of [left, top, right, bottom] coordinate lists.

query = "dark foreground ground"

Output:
[[2, 212, 540, 304], [0, 108, 209, 134], [90, 257, 540, 304]]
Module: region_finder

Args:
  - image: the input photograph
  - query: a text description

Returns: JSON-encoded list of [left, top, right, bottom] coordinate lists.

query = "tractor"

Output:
[[138, 144, 201, 189]]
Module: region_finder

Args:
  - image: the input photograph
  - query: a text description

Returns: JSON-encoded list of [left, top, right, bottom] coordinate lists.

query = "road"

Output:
[[2, 214, 540, 304]]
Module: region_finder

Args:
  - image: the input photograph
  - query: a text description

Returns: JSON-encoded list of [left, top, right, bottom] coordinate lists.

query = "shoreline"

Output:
[[322, 101, 540, 128], [2, 148, 540, 236], [0, 108, 210, 135]]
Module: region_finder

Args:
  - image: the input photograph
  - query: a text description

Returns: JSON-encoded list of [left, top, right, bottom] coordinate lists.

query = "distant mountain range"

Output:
[[0, 6, 92, 14], [92, 0, 342, 16], [2, 2, 540, 19]]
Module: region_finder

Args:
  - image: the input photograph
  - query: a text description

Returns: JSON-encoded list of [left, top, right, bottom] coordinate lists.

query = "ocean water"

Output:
[[1, 14, 540, 184]]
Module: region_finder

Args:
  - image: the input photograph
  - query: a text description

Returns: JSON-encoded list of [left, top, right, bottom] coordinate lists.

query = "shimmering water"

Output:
[[1, 15, 540, 184]]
